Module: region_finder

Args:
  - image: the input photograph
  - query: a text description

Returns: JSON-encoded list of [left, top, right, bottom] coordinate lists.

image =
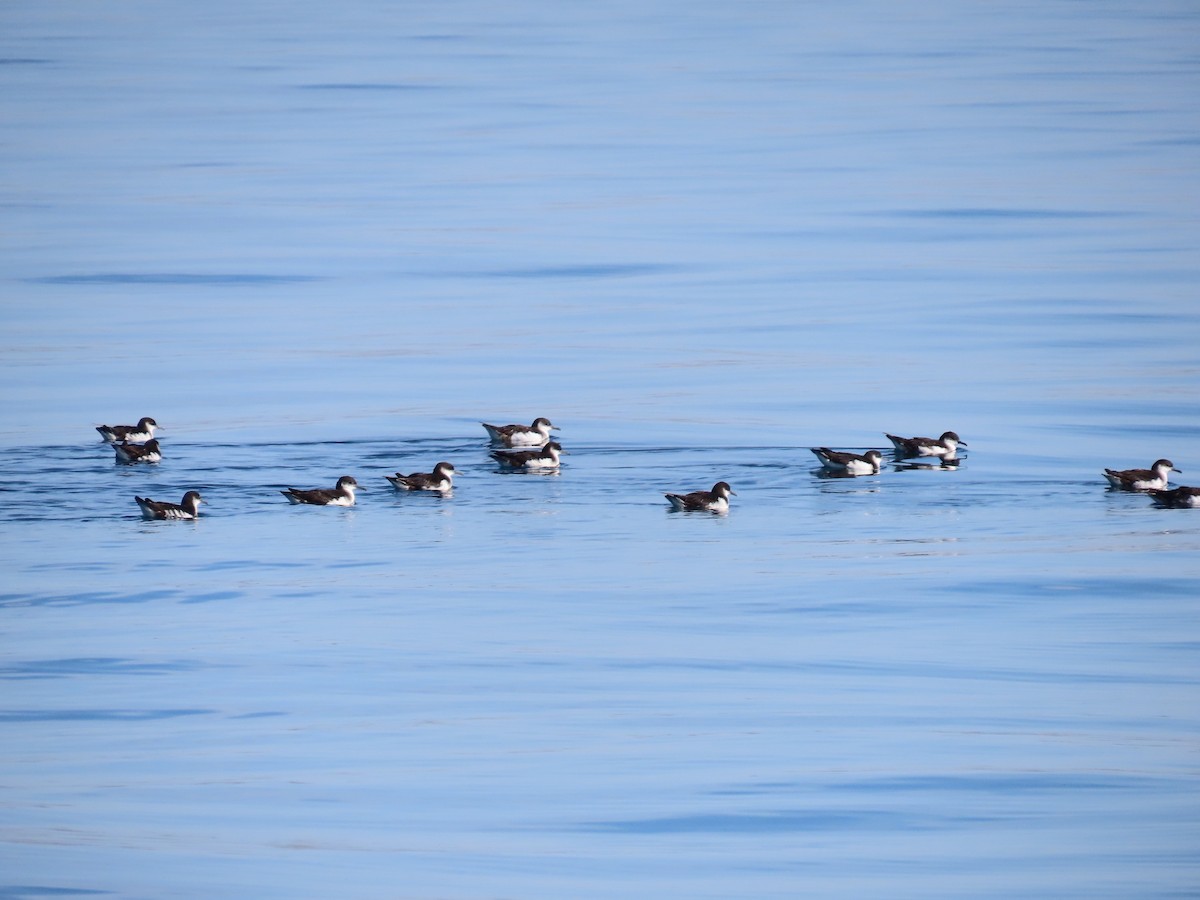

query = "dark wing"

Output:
[[676, 490, 710, 509], [135, 496, 179, 518], [1110, 467, 1149, 485], [817, 447, 855, 465], [135, 496, 160, 515], [283, 487, 334, 504], [491, 449, 534, 467], [483, 423, 519, 442]]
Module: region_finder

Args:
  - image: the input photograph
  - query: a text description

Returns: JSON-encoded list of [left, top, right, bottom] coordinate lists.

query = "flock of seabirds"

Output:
[[95, 414, 1200, 520]]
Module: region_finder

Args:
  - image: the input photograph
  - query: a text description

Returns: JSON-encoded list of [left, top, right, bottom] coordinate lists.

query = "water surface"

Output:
[[2, 2, 1199, 898]]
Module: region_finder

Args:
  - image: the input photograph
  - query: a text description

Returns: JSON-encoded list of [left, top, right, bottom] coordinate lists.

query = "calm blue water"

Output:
[[2, 2, 1199, 897]]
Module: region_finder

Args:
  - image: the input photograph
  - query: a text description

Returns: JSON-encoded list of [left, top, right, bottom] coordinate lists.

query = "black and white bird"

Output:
[[113, 438, 162, 464], [385, 461, 459, 492], [490, 441, 564, 471], [97, 417, 159, 444], [1103, 459, 1180, 491], [1148, 485, 1200, 508], [280, 476, 360, 506], [664, 481, 736, 512], [885, 431, 965, 459], [811, 447, 883, 476], [481, 417, 558, 447], [135, 491, 203, 520]]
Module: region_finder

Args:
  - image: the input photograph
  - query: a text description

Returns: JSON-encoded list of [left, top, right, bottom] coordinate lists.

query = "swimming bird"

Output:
[[385, 461, 459, 492], [97, 417, 159, 444], [1103, 459, 1180, 491], [490, 441, 564, 470], [113, 439, 162, 464], [885, 431, 965, 459], [1148, 485, 1200, 508], [280, 476, 360, 506], [482, 417, 558, 447], [664, 481, 736, 512], [811, 447, 883, 476], [135, 491, 203, 520]]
